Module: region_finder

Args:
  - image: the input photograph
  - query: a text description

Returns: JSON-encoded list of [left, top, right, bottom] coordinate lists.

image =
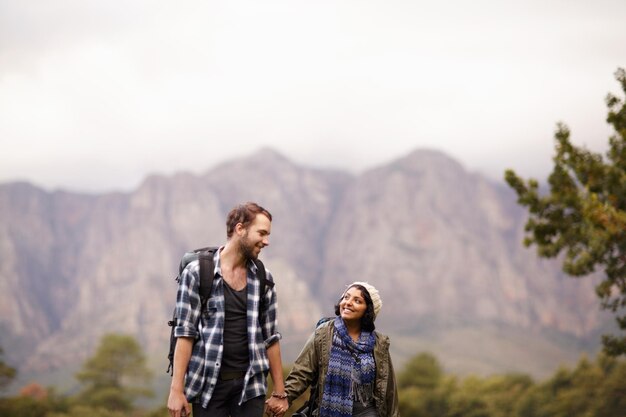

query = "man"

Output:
[[168, 202, 289, 417]]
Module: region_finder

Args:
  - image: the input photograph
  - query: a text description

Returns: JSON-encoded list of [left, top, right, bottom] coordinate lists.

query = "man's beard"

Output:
[[238, 235, 258, 260]]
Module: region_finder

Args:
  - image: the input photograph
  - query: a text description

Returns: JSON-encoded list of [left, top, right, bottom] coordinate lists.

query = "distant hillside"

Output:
[[0, 148, 610, 389]]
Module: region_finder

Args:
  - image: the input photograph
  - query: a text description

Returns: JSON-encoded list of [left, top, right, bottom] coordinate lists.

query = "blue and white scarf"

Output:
[[319, 317, 376, 417]]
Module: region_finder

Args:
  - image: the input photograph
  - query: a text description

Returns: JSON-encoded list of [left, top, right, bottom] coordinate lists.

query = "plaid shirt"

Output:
[[174, 248, 281, 407]]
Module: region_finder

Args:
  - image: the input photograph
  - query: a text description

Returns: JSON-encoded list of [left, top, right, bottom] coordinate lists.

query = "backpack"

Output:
[[166, 246, 273, 375]]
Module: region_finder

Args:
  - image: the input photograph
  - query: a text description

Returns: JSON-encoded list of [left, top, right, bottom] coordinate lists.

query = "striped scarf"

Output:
[[319, 317, 376, 417]]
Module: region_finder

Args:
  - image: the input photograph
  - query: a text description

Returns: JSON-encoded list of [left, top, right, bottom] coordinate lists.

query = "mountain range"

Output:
[[0, 148, 611, 390]]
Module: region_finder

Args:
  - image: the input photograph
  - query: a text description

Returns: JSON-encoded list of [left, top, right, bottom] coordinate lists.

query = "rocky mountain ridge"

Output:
[[0, 148, 609, 381]]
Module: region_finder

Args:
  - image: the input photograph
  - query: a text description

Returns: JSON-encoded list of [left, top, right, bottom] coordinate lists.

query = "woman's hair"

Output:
[[334, 284, 376, 332], [226, 202, 272, 238]]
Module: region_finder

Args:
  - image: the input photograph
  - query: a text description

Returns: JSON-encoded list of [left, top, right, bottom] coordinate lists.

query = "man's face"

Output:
[[238, 213, 271, 260]]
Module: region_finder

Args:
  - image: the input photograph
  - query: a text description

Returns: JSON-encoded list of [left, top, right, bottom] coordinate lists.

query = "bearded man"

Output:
[[168, 202, 288, 417]]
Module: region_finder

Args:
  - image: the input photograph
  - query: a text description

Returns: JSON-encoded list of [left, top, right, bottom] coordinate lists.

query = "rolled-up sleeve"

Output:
[[261, 269, 281, 348], [174, 261, 201, 339]]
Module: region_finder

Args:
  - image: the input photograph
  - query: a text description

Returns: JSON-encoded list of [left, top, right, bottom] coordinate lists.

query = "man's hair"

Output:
[[226, 202, 272, 238], [334, 284, 376, 332]]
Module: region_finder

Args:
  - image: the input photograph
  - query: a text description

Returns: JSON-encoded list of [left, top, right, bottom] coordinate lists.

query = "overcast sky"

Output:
[[1, 0, 625, 193]]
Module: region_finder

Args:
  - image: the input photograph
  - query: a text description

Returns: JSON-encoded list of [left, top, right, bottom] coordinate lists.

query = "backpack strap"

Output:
[[197, 248, 218, 311], [196, 249, 272, 312], [251, 258, 274, 312]]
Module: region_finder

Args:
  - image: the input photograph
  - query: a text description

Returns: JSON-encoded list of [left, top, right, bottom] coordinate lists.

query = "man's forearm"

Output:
[[266, 341, 285, 393], [266, 341, 289, 415], [171, 337, 194, 392]]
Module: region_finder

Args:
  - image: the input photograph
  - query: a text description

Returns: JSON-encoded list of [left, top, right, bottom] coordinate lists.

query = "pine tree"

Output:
[[75, 333, 153, 411], [0, 347, 16, 392], [505, 68, 626, 356]]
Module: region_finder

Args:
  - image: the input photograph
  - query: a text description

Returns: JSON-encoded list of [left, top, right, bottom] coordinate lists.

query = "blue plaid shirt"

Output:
[[174, 248, 281, 407]]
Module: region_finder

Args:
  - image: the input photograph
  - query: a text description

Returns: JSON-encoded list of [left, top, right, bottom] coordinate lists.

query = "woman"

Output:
[[283, 282, 399, 417]]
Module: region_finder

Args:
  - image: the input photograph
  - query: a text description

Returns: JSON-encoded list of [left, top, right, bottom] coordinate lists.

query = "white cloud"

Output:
[[1, 0, 625, 192]]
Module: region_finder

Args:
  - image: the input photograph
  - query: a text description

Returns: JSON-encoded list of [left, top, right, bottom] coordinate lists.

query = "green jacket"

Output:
[[285, 320, 400, 417]]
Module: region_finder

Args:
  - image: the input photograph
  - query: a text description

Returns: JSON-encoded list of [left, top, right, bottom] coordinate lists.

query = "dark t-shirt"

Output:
[[222, 282, 249, 371]]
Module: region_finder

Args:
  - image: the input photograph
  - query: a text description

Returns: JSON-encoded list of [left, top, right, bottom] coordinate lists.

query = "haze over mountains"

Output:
[[0, 148, 610, 385]]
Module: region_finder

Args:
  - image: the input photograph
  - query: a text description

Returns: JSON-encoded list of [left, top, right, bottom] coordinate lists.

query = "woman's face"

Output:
[[339, 286, 367, 322]]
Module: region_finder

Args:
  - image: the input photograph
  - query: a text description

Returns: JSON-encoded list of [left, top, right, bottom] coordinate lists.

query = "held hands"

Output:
[[265, 392, 289, 417]]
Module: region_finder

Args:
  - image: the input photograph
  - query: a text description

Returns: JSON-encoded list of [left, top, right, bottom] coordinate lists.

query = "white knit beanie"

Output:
[[349, 281, 382, 319]]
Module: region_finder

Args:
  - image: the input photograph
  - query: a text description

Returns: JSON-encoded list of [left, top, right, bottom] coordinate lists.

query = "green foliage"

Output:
[[505, 67, 626, 356], [540, 357, 602, 417], [398, 352, 443, 390], [469, 373, 534, 417], [398, 380, 454, 417], [397, 351, 626, 417], [512, 385, 552, 417], [143, 405, 169, 417], [0, 387, 70, 417], [446, 391, 491, 417], [75, 333, 154, 412], [593, 356, 626, 416], [397, 353, 535, 417], [0, 346, 17, 391], [0, 395, 55, 417], [48, 405, 126, 417], [512, 353, 626, 417]]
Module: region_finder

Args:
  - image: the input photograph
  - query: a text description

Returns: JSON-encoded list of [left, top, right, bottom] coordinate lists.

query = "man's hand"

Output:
[[265, 396, 288, 417], [168, 388, 191, 417]]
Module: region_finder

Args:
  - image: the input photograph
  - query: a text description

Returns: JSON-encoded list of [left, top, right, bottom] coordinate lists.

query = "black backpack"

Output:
[[166, 246, 273, 375]]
